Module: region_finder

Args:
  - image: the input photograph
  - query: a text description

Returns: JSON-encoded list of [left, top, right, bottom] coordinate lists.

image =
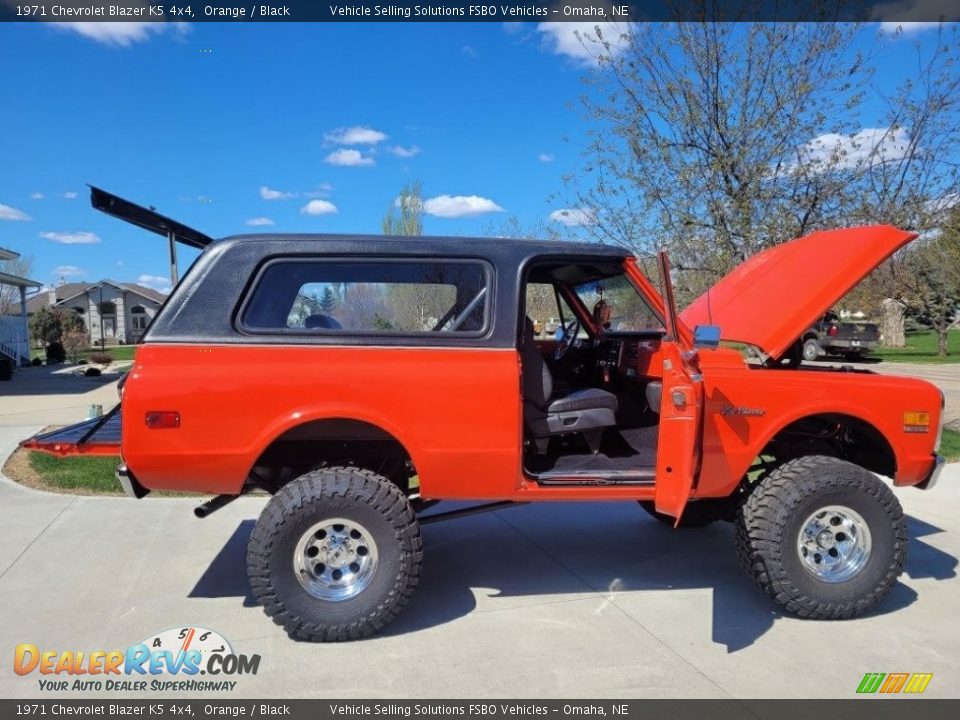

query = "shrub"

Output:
[[78, 359, 88, 365], [88, 352, 114, 365], [84, 367, 102, 377], [45, 341, 66, 364], [63, 329, 88, 363], [30, 357, 42, 367]]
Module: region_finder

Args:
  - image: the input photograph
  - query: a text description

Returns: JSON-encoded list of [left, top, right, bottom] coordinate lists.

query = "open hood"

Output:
[[679, 225, 917, 359]]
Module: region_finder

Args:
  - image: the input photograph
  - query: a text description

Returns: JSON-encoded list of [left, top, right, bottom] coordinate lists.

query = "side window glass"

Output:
[[242, 260, 490, 335], [525, 283, 559, 338]]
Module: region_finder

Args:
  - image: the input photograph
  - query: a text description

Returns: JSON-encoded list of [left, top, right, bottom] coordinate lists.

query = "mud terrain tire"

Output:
[[247, 466, 422, 641], [735, 455, 905, 619]]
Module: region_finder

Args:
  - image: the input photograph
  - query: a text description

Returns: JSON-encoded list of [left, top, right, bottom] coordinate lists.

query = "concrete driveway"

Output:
[[0, 360, 957, 699], [0, 421, 956, 699]]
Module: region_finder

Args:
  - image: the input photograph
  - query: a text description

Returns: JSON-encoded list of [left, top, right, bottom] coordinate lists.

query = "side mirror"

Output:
[[693, 325, 721, 349]]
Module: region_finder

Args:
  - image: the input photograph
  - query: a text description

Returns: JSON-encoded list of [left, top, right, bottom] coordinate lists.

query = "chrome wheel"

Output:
[[797, 505, 872, 583], [294, 518, 379, 601]]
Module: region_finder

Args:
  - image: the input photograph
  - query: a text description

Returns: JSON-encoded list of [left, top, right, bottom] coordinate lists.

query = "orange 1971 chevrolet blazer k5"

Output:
[[24, 187, 945, 641]]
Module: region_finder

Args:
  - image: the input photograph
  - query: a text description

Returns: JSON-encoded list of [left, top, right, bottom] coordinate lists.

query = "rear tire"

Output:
[[735, 455, 905, 619], [247, 466, 422, 641]]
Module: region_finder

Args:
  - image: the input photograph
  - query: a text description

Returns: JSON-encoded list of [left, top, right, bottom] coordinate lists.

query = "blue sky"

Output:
[[0, 20, 948, 294]]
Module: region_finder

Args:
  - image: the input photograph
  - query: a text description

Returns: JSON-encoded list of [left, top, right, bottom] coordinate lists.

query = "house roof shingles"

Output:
[[25, 280, 167, 313]]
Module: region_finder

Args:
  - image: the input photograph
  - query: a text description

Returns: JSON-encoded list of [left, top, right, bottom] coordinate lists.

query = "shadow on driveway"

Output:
[[1, 365, 122, 397], [188, 505, 954, 652]]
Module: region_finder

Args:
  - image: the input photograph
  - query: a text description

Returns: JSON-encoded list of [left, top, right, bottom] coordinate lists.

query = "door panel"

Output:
[[651, 252, 704, 520], [653, 342, 703, 519]]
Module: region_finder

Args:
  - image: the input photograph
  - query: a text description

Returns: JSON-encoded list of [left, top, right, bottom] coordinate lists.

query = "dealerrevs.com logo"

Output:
[[14, 626, 261, 693]]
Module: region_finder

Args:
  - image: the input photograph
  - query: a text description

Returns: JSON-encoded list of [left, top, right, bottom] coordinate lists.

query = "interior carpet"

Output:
[[525, 424, 658, 474]]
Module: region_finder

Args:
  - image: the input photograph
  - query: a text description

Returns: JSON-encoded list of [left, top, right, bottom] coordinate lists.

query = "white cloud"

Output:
[[388, 145, 422, 158], [422, 195, 504, 218], [245, 217, 275, 227], [794, 127, 912, 172], [537, 21, 632, 62], [538, 153, 555, 163], [138, 274, 173, 293], [303, 183, 334, 198], [53, 265, 86, 278], [30, 192, 44, 200], [300, 199, 338, 216], [0, 204, 31, 221], [40, 231, 101, 244], [324, 126, 388, 145], [461, 45, 478, 57], [324, 149, 375, 167], [62, 191, 78, 199], [549, 208, 597, 227], [925, 192, 960, 215], [879, 21, 944, 33], [51, 22, 185, 47], [260, 185, 294, 200]]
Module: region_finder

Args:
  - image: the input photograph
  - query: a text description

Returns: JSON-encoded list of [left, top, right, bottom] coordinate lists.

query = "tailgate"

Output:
[[838, 323, 880, 342], [20, 405, 122, 457]]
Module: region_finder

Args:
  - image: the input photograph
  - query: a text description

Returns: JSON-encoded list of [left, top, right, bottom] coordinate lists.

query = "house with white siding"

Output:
[[0, 246, 42, 368], [26, 280, 167, 345]]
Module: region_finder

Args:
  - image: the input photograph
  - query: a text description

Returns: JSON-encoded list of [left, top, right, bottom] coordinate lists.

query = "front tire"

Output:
[[735, 456, 905, 619], [802, 338, 821, 362], [247, 466, 422, 641]]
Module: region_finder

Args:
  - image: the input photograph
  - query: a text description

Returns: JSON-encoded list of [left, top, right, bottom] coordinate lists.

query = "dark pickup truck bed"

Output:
[[802, 313, 880, 361]]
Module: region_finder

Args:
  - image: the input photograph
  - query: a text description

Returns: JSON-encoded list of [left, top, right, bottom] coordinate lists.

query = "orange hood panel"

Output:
[[679, 225, 917, 359]]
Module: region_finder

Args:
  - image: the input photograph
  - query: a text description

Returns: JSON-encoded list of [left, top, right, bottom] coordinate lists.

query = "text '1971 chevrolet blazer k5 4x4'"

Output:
[[24, 188, 946, 641]]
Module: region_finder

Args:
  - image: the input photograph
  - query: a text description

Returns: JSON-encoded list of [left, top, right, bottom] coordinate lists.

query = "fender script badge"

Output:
[[720, 405, 766, 417]]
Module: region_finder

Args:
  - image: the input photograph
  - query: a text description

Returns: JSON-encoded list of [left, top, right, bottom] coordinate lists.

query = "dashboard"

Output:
[[596, 333, 666, 380]]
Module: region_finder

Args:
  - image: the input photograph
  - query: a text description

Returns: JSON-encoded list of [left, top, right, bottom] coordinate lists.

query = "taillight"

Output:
[[828, 325, 839, 337], [145, 411, 180, 429]]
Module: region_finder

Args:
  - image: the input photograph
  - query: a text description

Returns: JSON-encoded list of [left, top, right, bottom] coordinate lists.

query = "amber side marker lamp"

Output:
[[903, 411, 930, 433]]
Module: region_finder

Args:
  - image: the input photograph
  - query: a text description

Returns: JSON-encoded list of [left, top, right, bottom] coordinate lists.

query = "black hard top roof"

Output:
[[89, 186, 630, 260], [216, 233, 631, 259]]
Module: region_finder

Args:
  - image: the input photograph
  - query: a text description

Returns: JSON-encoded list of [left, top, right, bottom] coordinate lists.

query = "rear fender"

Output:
[[248, 408, 422, 488]]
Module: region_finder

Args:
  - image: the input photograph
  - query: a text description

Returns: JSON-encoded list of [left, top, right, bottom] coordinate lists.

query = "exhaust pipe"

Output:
[[194, 494, 238, 519]]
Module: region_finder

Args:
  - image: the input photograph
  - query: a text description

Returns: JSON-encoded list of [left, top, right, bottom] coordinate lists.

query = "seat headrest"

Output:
[[304, 314, 342, 330]]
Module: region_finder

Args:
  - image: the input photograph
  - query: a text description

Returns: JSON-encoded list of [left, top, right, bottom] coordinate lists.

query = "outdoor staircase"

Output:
[[0, 315, 31, 368]]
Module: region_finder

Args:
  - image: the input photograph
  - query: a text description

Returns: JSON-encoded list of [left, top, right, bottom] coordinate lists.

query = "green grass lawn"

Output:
[[875, 329, 960, 364], [27, 452, 123, 494], [15, 450, 195, 496], [941, 428, 960, 462], [30, 344, 137, 363]]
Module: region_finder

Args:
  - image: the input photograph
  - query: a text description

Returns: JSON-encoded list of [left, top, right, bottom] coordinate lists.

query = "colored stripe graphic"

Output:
[[857, 673, 885, 694], [880, 673, 909, 693], [903, 673, 933, 694]]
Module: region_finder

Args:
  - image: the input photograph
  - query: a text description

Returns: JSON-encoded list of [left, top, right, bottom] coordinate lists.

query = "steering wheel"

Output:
[[554, 318, 581, 361]]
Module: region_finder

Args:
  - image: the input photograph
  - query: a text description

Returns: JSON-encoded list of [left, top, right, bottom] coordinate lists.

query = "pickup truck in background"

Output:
[[801, 312, 881, 361]]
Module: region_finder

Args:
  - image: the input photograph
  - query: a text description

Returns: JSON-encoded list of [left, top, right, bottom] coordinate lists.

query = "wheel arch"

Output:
[[247, 414, 421, 495], [758, 411, 897, 479]]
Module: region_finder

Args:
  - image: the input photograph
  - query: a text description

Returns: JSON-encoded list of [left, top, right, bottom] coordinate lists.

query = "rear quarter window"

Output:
[[239, 258, 491, 336]]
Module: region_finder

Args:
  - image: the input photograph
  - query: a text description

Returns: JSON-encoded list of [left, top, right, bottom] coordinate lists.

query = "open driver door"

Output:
[[652, 251, 704, 522]]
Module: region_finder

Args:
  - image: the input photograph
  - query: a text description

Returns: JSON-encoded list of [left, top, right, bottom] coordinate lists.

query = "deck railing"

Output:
[[0, 315, 30, 366]]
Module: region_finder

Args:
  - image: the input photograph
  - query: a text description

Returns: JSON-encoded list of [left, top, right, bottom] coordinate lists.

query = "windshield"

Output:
[[573, 274, 665, 334]]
